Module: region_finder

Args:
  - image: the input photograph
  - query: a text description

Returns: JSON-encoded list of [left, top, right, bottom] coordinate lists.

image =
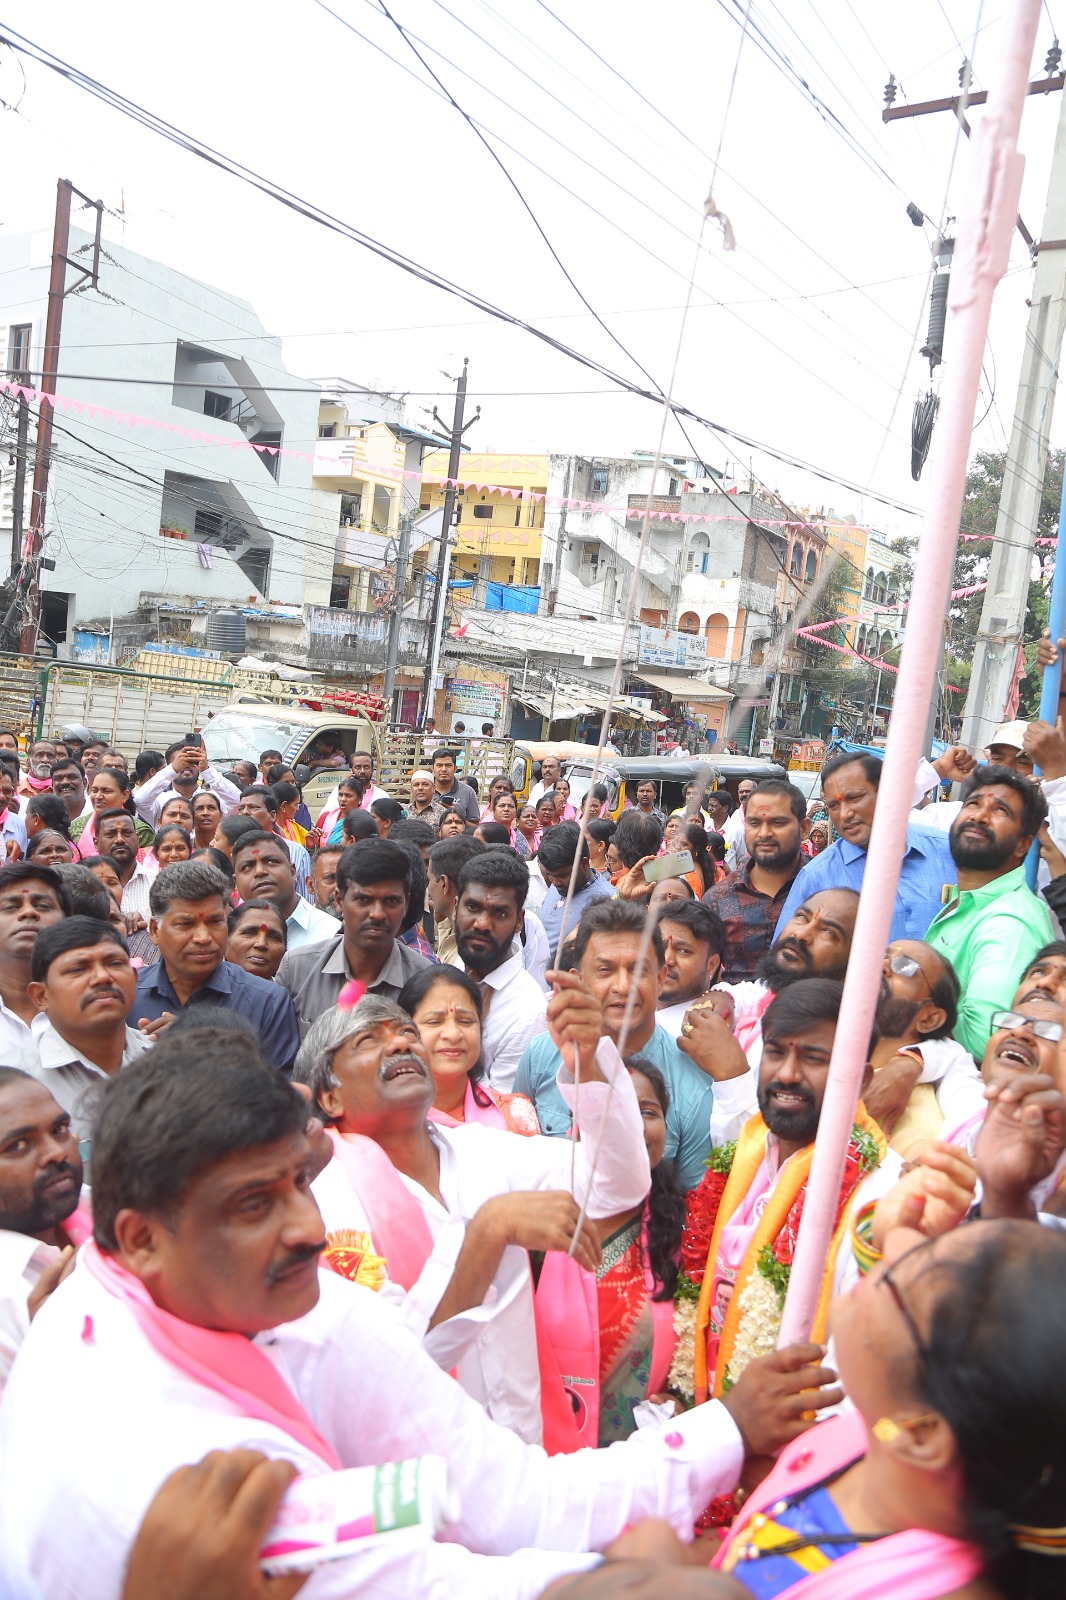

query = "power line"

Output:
[[0, 22, 923, 517]]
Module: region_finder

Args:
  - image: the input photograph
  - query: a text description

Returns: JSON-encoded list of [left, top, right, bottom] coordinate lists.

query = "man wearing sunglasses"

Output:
[[864, 941, 985, 1155], [936, 995, 1066, 1196]]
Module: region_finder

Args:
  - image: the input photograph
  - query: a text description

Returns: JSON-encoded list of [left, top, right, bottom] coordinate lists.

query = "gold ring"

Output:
[[682, 1021, 694, 1036]]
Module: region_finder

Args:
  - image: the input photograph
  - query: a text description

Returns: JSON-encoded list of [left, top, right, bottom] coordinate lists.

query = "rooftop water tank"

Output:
[[205, 608, 247, 654]]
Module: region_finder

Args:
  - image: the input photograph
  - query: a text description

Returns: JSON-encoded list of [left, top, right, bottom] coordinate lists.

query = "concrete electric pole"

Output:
[[20, 178, 104, 655], [961, 85, 1066, 746], [419, 359, 480, 719], [883, 62, 1066, 747], [382, 509, 413, 710]]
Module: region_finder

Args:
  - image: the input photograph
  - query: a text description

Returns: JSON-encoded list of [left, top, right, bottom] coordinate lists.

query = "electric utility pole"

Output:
[[885, 57, 1066, 747], [419, 358, 480, 718], [21, 178, 104, 654], [9, 395, 29, 578], [382, 508, 413, 710]]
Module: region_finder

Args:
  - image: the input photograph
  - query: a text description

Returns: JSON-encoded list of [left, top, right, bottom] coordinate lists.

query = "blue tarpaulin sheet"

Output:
[[485, 583, 541, 614]]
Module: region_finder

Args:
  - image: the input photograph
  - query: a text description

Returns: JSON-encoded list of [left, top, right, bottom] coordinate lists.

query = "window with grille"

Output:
[[7, 325, 31, 381]]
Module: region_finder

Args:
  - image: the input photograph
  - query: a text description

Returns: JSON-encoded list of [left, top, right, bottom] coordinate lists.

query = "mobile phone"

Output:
[[183, 731, 203, 748], [643, 849, 694, 884]]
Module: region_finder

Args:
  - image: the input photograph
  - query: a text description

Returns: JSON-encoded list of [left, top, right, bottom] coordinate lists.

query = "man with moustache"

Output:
[[0, 862, 71, 1057], [706, 779, 807, 981], [690, 887, 859, 1145], [864, 939, 984, 1154], [0, 1066, 92, 1390], [0, 1033, 827, 1599], [927, 765, 1054, 1058], [19, 918, 150, 1145], [682, 977, 900, 1404]]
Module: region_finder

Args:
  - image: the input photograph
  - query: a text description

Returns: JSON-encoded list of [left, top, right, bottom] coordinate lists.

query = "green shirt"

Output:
[[925, 864, 1054, 1060]]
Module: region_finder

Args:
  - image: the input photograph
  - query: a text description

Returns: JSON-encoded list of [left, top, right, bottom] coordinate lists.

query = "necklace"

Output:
[[729, 1460, 888, 1567]]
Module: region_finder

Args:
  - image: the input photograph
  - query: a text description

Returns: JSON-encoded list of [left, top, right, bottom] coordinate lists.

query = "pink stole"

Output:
[[714, 1411, 985, 1598], [734, 986, 774, 1055], [325, 1128, 435, 1292], [325, 1126, 585, 1452], [83, 1242, 341, 1468], [427, 1083, 540, 1137], [64, 1201, 94, 1247], [534, 1210, 676, 1453]]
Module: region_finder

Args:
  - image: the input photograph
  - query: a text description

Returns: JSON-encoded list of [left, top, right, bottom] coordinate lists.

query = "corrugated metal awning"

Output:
[[633, 670, 733, 701]]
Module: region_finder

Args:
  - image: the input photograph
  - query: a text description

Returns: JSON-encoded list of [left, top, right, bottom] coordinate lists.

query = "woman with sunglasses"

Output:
[[715, 1214, 1066, 1600]]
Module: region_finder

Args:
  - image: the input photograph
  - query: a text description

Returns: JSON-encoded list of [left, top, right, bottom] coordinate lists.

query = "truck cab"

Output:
[[201, 704, 380, 819]]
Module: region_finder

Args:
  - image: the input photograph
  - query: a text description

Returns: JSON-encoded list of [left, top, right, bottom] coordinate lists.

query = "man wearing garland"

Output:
[[671, 977, 902, 1408]]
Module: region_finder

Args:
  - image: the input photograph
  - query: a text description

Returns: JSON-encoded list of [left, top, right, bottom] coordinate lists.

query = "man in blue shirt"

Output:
[[775, 750, 955, 944], [536, 820, 615, 963], [514, 898, 714, 1189], [132, 859, 300, 1073]]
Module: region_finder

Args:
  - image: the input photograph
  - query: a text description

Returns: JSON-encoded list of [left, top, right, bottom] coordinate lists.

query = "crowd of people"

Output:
[[1, 687, 1066, 1600]]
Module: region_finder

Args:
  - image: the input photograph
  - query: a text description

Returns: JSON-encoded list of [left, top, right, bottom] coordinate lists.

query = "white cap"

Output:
[[988, 720, 1028, 751]]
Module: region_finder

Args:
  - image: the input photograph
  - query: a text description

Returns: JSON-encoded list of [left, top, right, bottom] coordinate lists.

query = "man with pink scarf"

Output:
[[0, 1030, 828, 1600]]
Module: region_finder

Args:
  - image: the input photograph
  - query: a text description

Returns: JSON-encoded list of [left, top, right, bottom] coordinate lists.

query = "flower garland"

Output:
[[668, 1126, 881, 1403]]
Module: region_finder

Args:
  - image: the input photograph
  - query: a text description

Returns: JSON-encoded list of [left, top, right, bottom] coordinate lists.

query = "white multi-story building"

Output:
[[0, 227, 335, 651]]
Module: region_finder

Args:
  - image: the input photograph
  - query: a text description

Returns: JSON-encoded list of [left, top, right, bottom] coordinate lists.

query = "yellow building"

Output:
[[419, 451, 547, 590], [313, 383, 449, 611], [820, 513, 867, 646]]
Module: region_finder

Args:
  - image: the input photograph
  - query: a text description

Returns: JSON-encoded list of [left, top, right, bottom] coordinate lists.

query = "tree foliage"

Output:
[[890, 447, 1062, 721]]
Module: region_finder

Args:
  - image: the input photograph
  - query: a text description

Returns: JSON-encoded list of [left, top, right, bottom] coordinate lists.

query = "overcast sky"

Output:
[[2, 0, 1064, 539]]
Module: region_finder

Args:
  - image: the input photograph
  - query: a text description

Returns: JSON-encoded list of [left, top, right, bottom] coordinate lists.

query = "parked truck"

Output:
[[32, 656, 515, 816]]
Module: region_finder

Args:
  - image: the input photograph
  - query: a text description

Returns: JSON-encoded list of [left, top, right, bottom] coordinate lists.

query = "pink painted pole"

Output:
[[777, 0, 1040, 1347]]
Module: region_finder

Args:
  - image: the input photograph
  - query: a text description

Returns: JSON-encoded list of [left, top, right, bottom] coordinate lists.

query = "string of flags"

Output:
[[2, 376, 1058, 547]]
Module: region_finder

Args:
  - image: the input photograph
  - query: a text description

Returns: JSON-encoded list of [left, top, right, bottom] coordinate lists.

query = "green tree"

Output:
[[889, 447, 1062, 720]]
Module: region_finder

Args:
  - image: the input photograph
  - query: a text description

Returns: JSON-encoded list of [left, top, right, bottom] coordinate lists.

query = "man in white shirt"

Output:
[[721, 777, 755, 872], [301, 987, 645, 1443], [654, 900, 726, 1040], [132, 740, 240, 829], [19, 916, 151, 1145], [0, 1036, 827, 1600], [230, 831, 337, 954], [452, 850, 547, 1089], [527, 752, 562, 811], [236, 787, 313, 901], [0, 863, 70, 1060], [95, 809, 156, 924], [0, 1066, 89, 1391]]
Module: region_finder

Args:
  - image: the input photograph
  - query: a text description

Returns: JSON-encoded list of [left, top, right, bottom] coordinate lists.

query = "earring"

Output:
[[873, 1413, 939, 1444]]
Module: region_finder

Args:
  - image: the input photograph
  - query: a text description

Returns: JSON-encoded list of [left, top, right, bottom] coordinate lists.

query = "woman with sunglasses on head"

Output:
[[550, 777, 576, 820]]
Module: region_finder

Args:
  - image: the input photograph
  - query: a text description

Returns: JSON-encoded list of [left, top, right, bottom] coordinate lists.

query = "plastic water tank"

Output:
[[205, 609, 247, 654]]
